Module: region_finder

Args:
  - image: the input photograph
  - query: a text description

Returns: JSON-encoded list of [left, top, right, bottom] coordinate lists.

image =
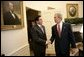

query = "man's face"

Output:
[[9, 2, 14, 11], [38, 17, 43, 25], [54, 14, 61, 24]]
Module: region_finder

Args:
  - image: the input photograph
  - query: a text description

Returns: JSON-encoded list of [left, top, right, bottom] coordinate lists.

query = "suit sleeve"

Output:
[[50, 27, 55, 44], [31, 27, 46, 45], [68, 24, 76, 48], [43, 26, 47, 41]]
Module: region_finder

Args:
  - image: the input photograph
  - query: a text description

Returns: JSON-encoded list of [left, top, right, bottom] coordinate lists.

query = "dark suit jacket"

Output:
[[3, 11, 21, 25], [50, 22, 76, 55], [31, 24, 47, 54]]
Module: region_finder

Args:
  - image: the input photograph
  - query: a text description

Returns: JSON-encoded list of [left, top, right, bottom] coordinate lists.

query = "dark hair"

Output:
[[35, 15, 41, 22]]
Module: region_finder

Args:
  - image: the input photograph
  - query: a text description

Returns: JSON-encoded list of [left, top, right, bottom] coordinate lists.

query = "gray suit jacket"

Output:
[[30, 24, 47, 52]]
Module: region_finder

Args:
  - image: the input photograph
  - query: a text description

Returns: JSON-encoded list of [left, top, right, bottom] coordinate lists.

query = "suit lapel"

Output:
[[61, 23, 66, 37], [53, 24, 59, 38], [40, 25, 46, 34], [36, 25, 44, 34]]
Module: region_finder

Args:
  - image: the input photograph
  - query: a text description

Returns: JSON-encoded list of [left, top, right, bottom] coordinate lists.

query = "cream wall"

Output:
[[1, 2, 30, 56], [25, 1, 83, 18]]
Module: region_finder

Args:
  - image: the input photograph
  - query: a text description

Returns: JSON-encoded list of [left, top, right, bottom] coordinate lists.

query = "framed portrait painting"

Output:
[[66, 4, 78, 18], [1, 1, 24, 30]]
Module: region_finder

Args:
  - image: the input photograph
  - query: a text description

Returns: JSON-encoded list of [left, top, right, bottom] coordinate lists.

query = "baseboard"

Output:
[[6, 44, 30, 56]]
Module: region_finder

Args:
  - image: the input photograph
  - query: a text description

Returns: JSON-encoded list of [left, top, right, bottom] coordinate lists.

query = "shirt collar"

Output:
[[37, 24, 42, 28]]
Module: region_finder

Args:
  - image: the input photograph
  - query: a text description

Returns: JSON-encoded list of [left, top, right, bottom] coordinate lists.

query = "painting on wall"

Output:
[[66, 4, 78, 18], [1, 1, 24, 30]]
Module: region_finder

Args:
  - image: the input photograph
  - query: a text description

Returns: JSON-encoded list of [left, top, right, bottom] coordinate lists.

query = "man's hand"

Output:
[[71, 48, 77, 54], [46, 40, 51, 45]]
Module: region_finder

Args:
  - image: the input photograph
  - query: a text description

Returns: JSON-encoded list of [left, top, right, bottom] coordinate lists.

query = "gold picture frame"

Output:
[[66, 4, 78, 18], [1, 1, 24, 30]]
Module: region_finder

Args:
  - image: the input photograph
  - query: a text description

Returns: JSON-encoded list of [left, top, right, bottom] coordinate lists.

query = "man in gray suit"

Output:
[[30, 15, 47, 56]]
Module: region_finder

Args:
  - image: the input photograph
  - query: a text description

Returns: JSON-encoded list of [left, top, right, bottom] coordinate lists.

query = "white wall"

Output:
[[1, 2, 30, 56]]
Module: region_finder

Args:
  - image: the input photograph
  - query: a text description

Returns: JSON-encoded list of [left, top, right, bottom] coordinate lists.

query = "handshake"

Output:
[[46, 40, 51, 45]]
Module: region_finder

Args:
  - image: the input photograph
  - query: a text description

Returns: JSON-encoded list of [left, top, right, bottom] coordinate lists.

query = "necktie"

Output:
[[57, 24, 61, 37]]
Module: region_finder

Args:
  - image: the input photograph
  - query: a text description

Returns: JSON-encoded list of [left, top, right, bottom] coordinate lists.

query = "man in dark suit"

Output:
[[3, 2, 21, 25], [47, 13, 76, 56], [30, 16, 47, 56]]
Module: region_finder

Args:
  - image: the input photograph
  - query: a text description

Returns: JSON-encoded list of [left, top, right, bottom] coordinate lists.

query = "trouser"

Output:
[[33, 48, 46, 56], [56, 52, 69, 56], [56, 49, 69, 56]]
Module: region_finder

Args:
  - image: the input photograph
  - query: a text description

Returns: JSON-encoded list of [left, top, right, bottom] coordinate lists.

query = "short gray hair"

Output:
[[55, 13, 62, 20]]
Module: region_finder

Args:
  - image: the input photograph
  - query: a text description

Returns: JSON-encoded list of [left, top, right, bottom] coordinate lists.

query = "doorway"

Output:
[[26, 7, 41, 56]]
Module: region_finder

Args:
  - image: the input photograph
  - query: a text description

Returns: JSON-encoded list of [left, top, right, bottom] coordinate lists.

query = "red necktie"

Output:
[[57, 24, 61, 37]]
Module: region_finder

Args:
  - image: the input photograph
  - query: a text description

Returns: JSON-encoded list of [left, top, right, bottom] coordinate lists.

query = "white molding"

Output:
[[6, 44, 29, 56]]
